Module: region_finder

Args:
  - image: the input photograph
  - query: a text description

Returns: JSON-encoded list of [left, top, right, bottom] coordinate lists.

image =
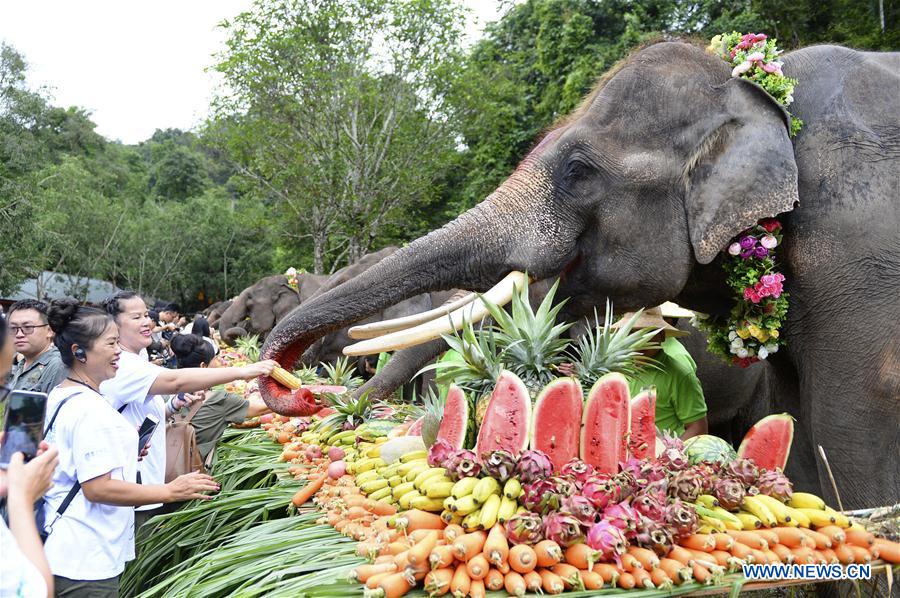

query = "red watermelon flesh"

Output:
[[305, 384, 348, 395], [531, 378, 583, 472], [475, 370, 532, 456], [437, 385, 469, 449], [737, 413, 794, 471], [629, 388, 657, 461], [406, 416, 424, 437], [581, 373, 631, 474]]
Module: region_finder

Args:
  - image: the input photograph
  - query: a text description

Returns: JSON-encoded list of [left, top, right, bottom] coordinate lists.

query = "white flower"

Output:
[[765, 343, 779, 354], [731, 338, 744, 349], [736, 348, 749, 358], [760, 235, 777, 249], [728, 242, 742, 256], [758, 346, 769, 359], [728, 331, 737, 340], [732, 61, 752, 77], [747, 51, 765, 62]]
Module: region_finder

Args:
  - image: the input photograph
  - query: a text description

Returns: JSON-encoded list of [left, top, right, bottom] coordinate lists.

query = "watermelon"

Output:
[[305, 384, 348, 395], [406, 416, 424, 437], [684, 435, 737, 464], [475, 370, 532, 456], [629, 387, 657, 460], [436, 385, 470, 449], [737, 413, 795, 471], [580, 373, 631, 474], [531, 378, 583, 471]]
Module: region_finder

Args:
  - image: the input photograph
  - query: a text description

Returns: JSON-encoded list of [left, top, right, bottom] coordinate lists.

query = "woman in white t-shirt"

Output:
[[100, 292, 276, 529], [42, 299, 218, 596]]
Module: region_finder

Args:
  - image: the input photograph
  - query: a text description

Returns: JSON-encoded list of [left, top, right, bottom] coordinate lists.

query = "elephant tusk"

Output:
[[348, 291, 478, 339], [342, 271, 528, 356]]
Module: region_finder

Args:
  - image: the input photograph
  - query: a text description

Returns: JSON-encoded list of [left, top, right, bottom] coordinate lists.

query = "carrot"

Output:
[[538, 569, 566, 594], [627, 546, 660, 569], [617, 571, 636, 589], [711, 532, 734, 551], [579, 569, 604, 590], [334, 519, 352, 533], [812, 550, 828, 564], [845, 529, 875, 547], [393, 509, 445, 532], [692, 562, 713, 584], [679, 533, 716, 552], [503, 571, 527, 598], [749, 548, 769, 564], [833, 544, 855, 564], [423, 568, 453, 596], [347, 506, 369, 520], [820, 548, 839, 564], [550, 563, 582, 589], [407, 530, 440, 567], [729, 540, 753, 562], [408, 529, 437, 544], [483, 523, 508, 566], [365, 571, 395, 589], [493, 559, 510, 574], [443, 524, 464, 543], [770, 544, 793, 564], [620, 552, 644, 571], [790, 546, 815, 564], [374, 554, 395, 565], [710, 550, 731, 568], [631, 567, 654, 589], [848, 545, 872, 563], [766, 549, 784, 564], [465, 554, 490, 580], [380, 541, 410, 557], [509, 544, 538, 573], [772, 527, 813, 548], [356, 542, 377, 558], [468, 578, 485, 598], [429, 545, 455, 570], [667, 545, 694, 566], [873, 539, 900, 563], [804, 529, 833, 549], [816, 525, 846, 545], [484, 568, 504, 591], [452, 531, 486, 561], [449, 562, 470, 597], [658, 559, 688, 584], [291, 474, 326, 507], [724, 530, 768, 550], [370, 571, 414, 598], [688, 548, 718, 568], [351, 562, 397, 583], [365, 499, 397, 516], [534, 540, 563, 567], [563, 542, 600, 570], [650, 567, 673, 589], [755, 529, 780, 547], [523, 570, 543, 593]]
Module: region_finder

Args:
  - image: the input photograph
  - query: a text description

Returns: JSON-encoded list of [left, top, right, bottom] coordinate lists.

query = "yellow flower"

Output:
[[755, 330, 769, 343], [769, 328, 779, 339], [736, 327, 751, 339], [748, 324, 762, 337]]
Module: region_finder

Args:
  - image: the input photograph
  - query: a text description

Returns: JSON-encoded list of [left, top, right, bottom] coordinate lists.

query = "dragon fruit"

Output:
[[668, 468, 705, 502], [505, 511, 544, 545], [635, 515, 675, 556], [603, 501, 640, 539], [516, 450, 553, 484], [427, 439, 455, 468], [581, 475, 621, 510], [714, 476, 746, 511], [756, 468, 794, 501], [660, 430, 685, 451], [445, 449, 481, 481], [560, 495, 597, 527], [613, 469, 639, 500], [542, 511, 585, 548], [721, 457, 760, 487], [586, 520, 628, 563], [632, 489, 666, 522], [665, 499, 699, 539], [693, 462, 719, 494], [550, 476, 578, 498], [481, 449, 517, 482], [619, 457, 643, 480], [521, 479, 561, 514], [560, 458, 594, 487]]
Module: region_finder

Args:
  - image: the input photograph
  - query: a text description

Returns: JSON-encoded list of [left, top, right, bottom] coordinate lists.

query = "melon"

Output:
[[436, 385, 470, 449], [684, 434, 737, 465], [475, 370, 532, 456], [305, 384, 348, 395], [406, 416, 424, 437], [580, 373, 631, 474], [531, 378, 583, 472], [736, 413, 795, 471], [629, 387, 657, 461]]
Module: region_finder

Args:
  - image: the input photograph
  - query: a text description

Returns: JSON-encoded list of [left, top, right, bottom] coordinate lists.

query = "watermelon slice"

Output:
[[436, 385, 470, 449], [737, 413, 795, 471], [304, 384, 348, 395], [531, 378, 583, 472], [581, 373, 631, 474], [406, 416, 424, 437], [629, 387, 657, 461], [475, 370, 532, 456]]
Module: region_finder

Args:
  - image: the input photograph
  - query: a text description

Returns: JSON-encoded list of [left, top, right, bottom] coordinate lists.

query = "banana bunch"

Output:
[[350, 447, 423, 504], [693, 495, 745, 531], [437, 477, 522, 531], [695, 490, 851, 531]]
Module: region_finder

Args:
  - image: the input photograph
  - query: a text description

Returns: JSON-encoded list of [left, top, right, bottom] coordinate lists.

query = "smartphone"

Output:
[[0, 390, 48, 468], [136, 414, 159, 454]]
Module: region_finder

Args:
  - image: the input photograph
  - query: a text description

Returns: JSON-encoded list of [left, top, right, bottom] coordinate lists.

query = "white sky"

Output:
[[0, 0, 503, 144]]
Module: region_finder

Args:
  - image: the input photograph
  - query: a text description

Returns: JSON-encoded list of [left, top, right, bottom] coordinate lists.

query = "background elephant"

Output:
[[260, 41, 899, 510], [203, 300, 232, 329]]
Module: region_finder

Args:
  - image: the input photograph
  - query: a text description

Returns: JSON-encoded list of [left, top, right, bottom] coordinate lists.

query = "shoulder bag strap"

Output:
[[182, 399, 204, 424], [43, 390, 85, 534]]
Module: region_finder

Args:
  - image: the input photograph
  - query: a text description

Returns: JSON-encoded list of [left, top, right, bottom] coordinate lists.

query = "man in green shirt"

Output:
[[5, 300, 65, 394], [613, 304, 708, 439]]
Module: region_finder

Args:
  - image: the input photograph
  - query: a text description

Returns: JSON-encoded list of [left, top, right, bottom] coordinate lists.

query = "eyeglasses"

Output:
[[10, 324, 49, 336]]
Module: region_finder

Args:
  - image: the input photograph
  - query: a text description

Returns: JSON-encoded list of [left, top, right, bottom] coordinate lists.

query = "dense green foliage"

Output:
[[2, 0, 894, 308]]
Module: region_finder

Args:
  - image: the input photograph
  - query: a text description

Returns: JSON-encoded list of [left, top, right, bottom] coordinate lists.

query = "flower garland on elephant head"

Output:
[[694, 33, 797, 367]]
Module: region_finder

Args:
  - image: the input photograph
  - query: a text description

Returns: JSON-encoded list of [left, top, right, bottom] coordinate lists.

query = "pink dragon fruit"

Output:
[[581, 475, 621, 510], [560, 458, 595, 487], [481, 450, 516, 482], [658, 447, 690, 471], [721, 458, 760, 487], [550, 476, 578, 498], [542, 511, 585, 548], [505, 511, 544, 545], [427, 439, 455, 468], [639, 459, 669, 484], [632, 489, 667, 522], [665, 499, 699, 539], [586, 519, 628, 563], [668, 467, 705, 502], [603, 501, 640, 539], [619, 457, 643, 480], [521, 479, 561, 514], [714, 476, 746, 511], [516, 450, 553, 484], [756, 468, 793, 501], [444, 449, 481, 481], [635, 515, 675, 556], [559, 495, 597, 527], [613, 469, 639, 500]]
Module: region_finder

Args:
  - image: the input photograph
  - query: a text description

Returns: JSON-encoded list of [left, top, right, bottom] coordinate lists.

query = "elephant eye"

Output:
[[563, 158, 590, 183]]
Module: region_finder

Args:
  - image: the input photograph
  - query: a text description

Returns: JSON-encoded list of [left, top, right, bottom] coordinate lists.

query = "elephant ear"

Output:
[[684, 77, 799, 264]]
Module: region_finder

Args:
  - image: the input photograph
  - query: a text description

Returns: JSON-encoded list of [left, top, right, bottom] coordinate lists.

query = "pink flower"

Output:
[[728, 242, 742, 256], [744, 287, 761, 303], [747, 51, 765, 63], [760, 274, 778, 286], [732, 61, 752, 77], [761, 61, 783, 76], [761, 235, 778, 249]]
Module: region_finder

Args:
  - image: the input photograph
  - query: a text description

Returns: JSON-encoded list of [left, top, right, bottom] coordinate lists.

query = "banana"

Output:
[[374, 436, 388, 444], [788, 492, 827, 511], [421, 475, 454, 492], [440, 510, 458, 525], [399, 490, 424, 510], [354, 469, 380, 485], [400, 450, 428, 463], [711, 507, 744, 530], [848, 522, 866, 532], [479, 494, 502, 529], [354, 458, 386, 473], [368, 486, 392, 501], [392, 481, 417, 499], [410, 496, 445, 512], [451, 495, 480, 515], [402, 462, 430, 481], [699, 516, 727, 532], [425, 482, 455, 499], [387, 475, 404, 488], [414, 468, 447, 490], [379, 463, 401, 478], [503, 478, 522, 500], [783, 505, 811, 528], [498, 496, 518, 523], [824, 507, 850, 528], [443, 497, 456, 511], [741, 496, 778, 527], [754, 494, 796, 526], [360, 478, 389, 494], [516, 506, 527, 514], [736, 512, 763, 529], [795, 507, 836, 527], [329, 430, 357, 444], [696, 494, 720, 509], [398, 459, 428, 477], [697, 524, 717, 534], [462, 509, 483, 531], [473, 477, 501, 503], [451, 477, 479, 500]]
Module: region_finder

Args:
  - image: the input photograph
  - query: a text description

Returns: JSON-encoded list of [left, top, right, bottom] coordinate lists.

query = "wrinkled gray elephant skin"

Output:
[[260, 42, 899, 509]]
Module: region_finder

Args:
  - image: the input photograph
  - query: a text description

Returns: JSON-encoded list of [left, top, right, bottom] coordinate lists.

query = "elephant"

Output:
[[203, 300, 232, 329], [259, 41, 899, 510]]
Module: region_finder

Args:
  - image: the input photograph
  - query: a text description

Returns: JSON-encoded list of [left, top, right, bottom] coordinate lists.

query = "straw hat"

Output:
[[610, 306, 690, 338]]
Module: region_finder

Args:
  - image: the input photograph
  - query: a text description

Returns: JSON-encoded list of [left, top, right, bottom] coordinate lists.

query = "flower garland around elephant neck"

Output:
[[694, 218, 789, 367], [708, 32, 802, 136]]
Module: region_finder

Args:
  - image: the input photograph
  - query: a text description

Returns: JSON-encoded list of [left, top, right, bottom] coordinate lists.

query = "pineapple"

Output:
[[316, 391, 373, 433], [569, 301, 661, 388], [424, 318, 501, 400], [292, 365, 320, 385], [419, 388, 444, 447], [234, 334, 261, 363], [321, 356, 363, 390]]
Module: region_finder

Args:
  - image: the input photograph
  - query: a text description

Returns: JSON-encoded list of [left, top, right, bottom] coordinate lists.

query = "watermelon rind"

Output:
[[736, 413, 795, 471], [436, 385, 470, 449], [406, 416, 424, 437], [475, 370, 532, 456], [580, 372, 631, 474], [684, 434, 737, 465], [531, 377, 583, 472], [629, 387, 657, 461]]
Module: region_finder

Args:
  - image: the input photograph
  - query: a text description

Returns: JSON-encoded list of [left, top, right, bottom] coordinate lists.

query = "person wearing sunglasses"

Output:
[[5, 300, 65, 395]]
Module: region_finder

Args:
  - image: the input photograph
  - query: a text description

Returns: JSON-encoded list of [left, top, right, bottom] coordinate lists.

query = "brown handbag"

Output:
[[165, 400, 205, 482]]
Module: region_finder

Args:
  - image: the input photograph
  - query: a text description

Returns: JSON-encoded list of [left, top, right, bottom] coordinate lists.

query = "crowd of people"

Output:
[[0, 293, 276, 597]]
